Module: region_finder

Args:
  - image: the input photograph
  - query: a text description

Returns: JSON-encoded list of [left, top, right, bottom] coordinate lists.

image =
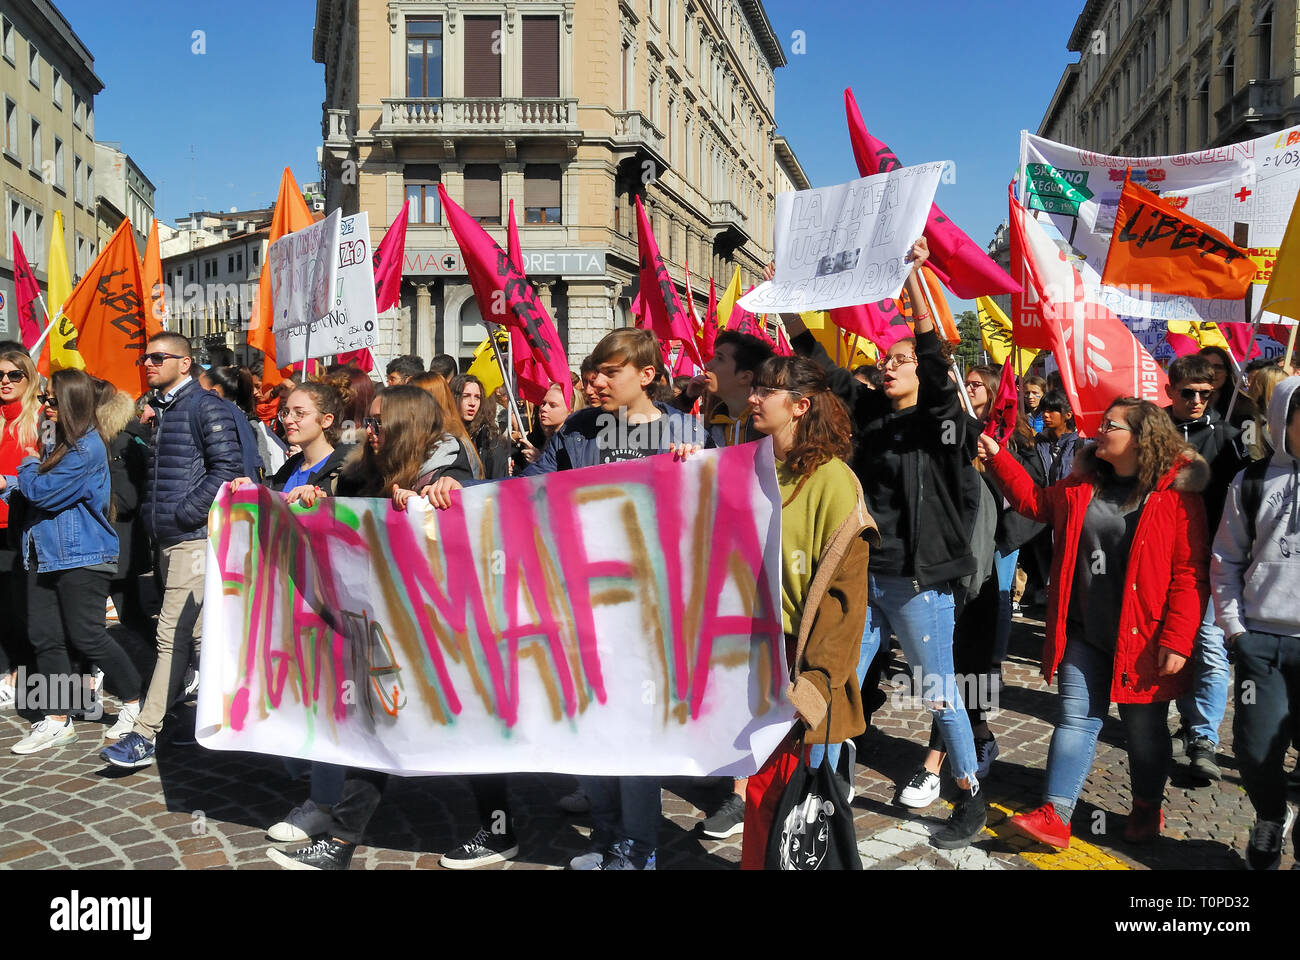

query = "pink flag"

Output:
[[1012, 192, 1167, 437], [635, 197, 703, 367], [1220, 322, 1262, 363], [671, 340, 696, 378], [10, 232, 42, 349], [439, 186, 571, 405], [336, 349, 374, 372], [1165, 330, 1200, 358], [503, 200, 550, 399], [698, 278, 719, 362], [373, 200, 409, 314], [846, 88, 1019, 299], [775, 325, 794, 357], [989, 357, 1018, 442], [829, 302, 912, 352]]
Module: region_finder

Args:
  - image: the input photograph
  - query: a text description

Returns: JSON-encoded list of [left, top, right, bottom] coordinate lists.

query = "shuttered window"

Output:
[[464, 165, 501, 223], [521, 17, 559, 98], [463, 16, 501, 98], [524, 165, 562, 224]]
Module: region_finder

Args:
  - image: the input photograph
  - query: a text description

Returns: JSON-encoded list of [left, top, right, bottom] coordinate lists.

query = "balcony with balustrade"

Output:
[[1215, 78, 1285, 145], [378, 98, 579, 138]]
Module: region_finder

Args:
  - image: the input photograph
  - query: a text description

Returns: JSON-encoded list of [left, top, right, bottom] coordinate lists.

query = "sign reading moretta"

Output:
[[403, 249, 607, 276]]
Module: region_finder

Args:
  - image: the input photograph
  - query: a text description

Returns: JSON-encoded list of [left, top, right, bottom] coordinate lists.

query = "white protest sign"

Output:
[[321, 212, 379, 356], [270, 209, 342, 365], [738, 162, 945, 314]]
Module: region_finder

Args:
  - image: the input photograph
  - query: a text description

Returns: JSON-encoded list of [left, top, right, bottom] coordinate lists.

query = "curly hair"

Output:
[[752, 356, 852, 478], [1099, 397, 1196, 505], [293, 373, 355, 446]]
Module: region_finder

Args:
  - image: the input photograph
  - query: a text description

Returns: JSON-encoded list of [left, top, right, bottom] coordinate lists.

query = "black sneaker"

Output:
[[932, 787, 988, 850], [1171, 725, 1188, 758], [439, 827, 519, 869], [267, 838, 355, 871], [1245, 807, 1295, 871], [701, 793, 746, 839], [1188, 736, 1221, 782]]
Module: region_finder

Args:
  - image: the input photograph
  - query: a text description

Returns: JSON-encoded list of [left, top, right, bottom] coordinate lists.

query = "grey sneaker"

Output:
[[701, 793, 745, 839], [1188, 736, 1222, 782], [569, 839, 623, 871], [267, 799, 335, 843]]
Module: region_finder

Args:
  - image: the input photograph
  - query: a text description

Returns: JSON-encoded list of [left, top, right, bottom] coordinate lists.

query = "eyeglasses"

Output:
[[1097, 418, 1132, 434], [278, 408, 317, 424], [751, 386, 803, 400], [964, 381, 986, 392], [877, 354, 918, 370], [1179, 388, 1213, 402], [363, 416, 382, 432], [135, 352, 184, 367], [38, 394, 58, 409], [0, 370, 27, 383]]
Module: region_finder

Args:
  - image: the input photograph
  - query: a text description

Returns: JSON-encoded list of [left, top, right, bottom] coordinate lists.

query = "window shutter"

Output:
[[525, 165, 561, 208], [464, 16, 502, 98], [522, 17, 559, 98], [463, 166, 501, 221]]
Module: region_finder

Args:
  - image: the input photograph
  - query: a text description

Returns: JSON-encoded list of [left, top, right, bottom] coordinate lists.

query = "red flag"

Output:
[[10, 233, 42, 349], [1219, 322, 1262, 362], [336, 349, 374, 372], [439, 186, 571, 405], [1166, 329, 1200, 357], [775, 325, 794, 357], [373, 199, 409, 313], [635, 197, 703, 367], [698, 277, 719, 362], [140, 219, 167, 339], [1009, 183, 1058, 350], [1102, 172, 1255, 299], [729, 291, 766, 340], [1012, 190, 1168, 436], [989, 357, 1018, 442], [828, 301, 912, 352], [249, 168, 314, 389], [503, 200, 551, 399], [846, 88, 1019, 299], [63, 220, 148, 396]]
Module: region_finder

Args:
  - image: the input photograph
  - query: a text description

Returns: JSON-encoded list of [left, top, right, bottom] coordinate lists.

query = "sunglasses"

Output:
[[751, 386, 803, 400], [0, 370, 27, 383], [38, 394, 58, 409], [135, 352, 184, 367], [363, 416, 382, 431], [1097, 418, 1131, 434], [1179, 388, 1213, 402]]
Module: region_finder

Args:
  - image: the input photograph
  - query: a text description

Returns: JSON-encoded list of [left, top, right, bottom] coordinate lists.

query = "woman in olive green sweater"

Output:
[[740, 355, 877, 869]]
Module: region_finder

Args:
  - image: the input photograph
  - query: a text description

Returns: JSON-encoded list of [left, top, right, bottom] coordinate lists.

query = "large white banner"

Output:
[[197, 440, 796, 777], [270, 209, 342, 365], [1021, 126, 1300, 324], [322, 212, 379, 356], [737, 162, 945, 314]]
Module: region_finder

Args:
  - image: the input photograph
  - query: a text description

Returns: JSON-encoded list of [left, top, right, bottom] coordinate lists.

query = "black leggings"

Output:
[[0, 546, 31, 675]]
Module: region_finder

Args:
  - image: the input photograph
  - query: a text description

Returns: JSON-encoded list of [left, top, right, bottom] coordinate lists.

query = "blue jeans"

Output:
[[993, 548, 1020, 667], [864, 573, 977, 784], [1176, 598, 1230, 745], [578, 775, 659, 862], [1044, 639, 1172, 820], [807, 635, 875, 771]]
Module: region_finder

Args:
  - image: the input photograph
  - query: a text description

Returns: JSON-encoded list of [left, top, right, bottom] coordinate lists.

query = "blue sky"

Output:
[[62, 0, 1082, 261]]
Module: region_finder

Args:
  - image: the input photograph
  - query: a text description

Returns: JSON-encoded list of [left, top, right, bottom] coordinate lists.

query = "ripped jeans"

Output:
[[865, 573, 977, 786]]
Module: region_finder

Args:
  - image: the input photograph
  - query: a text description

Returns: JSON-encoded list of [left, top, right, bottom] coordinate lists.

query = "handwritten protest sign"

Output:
[[323, 212, 379, 356], [270, 209, 342, 365], [737, 162, 945, 314], [198, 439, 795, 777]]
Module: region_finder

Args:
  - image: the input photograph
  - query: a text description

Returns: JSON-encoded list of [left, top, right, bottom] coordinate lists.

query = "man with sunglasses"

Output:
[[101, 333, 243, 771], [1162, 353, 1248, 785]]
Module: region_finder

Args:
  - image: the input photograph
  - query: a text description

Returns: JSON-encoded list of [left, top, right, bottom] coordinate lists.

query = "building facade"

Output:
[[0, 0, 101, 340], [1039, 0, 1300, 155], [93, 140, 155, 255], [313, 0, 797, 369]]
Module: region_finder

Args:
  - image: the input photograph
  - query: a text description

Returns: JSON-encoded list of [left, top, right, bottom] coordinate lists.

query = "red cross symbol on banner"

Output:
[[1234, 187, 1252, 202]]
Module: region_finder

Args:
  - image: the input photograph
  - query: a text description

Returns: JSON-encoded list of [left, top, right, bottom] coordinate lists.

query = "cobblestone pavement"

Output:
[[0, 612, 1294, 870]]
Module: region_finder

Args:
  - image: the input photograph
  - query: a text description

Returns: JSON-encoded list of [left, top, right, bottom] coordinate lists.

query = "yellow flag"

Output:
[[44, 211, 84, 373], [1263, 190, 1300, 322], [801, 311, 876, 369], [466, 327, 509, 397], [717, 268, 742, 330], [976, 296, 1037, 372], [1168, 319, 1233, 353]]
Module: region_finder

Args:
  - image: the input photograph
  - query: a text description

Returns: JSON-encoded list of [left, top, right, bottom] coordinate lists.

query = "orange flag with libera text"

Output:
[[250, 168, 314, 389], [1102, 171, 1256, 300], [141, 218, 167, 339], [64, 220, 148, 397]]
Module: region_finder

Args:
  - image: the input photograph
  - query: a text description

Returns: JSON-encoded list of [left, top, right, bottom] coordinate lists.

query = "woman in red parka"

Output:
[[978, 397, 1209, 848]]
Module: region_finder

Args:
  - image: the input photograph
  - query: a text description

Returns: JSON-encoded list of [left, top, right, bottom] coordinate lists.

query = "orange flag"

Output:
[[249, 168, 314, 389], [141, 218, 167, 339], [1102, 171, 1256, 299], [64, 220, 148, 397]]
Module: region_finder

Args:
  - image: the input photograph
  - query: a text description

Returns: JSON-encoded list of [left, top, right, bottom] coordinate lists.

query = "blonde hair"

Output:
[[1247, 364, 1289, 458], [0, 350, 40, 451]]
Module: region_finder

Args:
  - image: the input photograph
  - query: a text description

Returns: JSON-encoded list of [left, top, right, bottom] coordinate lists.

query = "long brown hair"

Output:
[[752, 356, 852, 478], [373, 385, 443, 490], [411, 371, 483, 477], [39, 369, 99, 474], [1100, 397, 1196, 503], [0, 349, 40, 450]]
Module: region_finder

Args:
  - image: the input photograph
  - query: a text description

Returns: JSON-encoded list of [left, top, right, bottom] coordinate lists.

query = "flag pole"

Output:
[[27, 295, 59, 358], [1224, 301, 1283, 422], [915, 269, 976, 419], [487, 323, 526, 436], [1285, 321, 1299, 371]]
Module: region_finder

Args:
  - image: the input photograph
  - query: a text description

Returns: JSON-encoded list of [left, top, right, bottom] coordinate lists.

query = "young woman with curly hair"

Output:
[[980, 397, 1210, 848], [739, 355, 878, 869]]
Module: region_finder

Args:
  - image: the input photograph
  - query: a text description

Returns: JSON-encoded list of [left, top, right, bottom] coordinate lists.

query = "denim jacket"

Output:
[[0, 430, 119, 573]]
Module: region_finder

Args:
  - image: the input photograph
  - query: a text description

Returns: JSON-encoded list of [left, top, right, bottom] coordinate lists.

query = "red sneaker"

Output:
[[1008, 803, 1071, 849], [1124, 800, 1164, 844]]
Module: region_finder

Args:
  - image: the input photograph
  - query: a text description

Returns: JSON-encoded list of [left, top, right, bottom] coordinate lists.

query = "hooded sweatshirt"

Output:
[[1211, 376, 1300, 639]]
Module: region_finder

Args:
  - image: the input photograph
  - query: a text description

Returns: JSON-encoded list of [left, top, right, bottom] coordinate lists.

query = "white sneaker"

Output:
[[12, 718, 78, 755], [104, 702, 140, 740], [0, 676, 15, 710], [898, 768, 941, 808]]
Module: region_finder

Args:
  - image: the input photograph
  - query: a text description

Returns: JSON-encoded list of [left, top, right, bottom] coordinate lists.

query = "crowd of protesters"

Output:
[[2, 236, 1299, 871]]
